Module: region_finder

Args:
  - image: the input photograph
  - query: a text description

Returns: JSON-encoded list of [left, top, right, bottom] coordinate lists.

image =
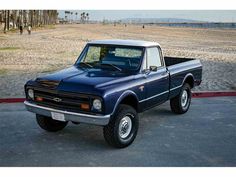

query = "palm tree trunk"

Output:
[[4, 10, 7, 32], [7, 10, 10, 30]]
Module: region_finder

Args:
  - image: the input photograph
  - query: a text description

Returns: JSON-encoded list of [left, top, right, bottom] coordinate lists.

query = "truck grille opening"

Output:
[[33, 89, 92, 114]]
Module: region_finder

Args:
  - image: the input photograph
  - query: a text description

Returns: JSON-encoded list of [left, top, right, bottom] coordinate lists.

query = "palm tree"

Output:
[[1, 10, 58, 32], [64, 11, 70, 22], [75, 12, 78, 22], [3, 10, 6, 32], [80, 12, 84, 23], [64, 11, 66, 22], [70, 12, 73, 22], [80, 12, 89, 23], [11, 10, 17, 29], [86, 13, 89, 22]]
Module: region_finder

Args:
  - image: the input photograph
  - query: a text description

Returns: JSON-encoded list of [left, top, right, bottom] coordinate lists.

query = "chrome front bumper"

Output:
[[24, 101, 110, 126]]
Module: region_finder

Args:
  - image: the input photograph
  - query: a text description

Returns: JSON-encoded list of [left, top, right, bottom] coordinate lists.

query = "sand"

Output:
[[0, 24, 236, 97]]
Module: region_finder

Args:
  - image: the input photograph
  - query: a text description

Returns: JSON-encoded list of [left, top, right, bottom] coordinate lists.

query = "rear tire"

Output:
[[170, 83, 191, 114], [103, 104, 139, 148], [36, 114, 68, 132]]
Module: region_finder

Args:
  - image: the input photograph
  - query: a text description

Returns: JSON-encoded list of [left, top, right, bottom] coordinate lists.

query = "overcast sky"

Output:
[[58, 10, 236, 22]]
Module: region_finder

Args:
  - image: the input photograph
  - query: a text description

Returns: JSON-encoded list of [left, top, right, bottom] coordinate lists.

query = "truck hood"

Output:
[[35, 66, 134, 94]]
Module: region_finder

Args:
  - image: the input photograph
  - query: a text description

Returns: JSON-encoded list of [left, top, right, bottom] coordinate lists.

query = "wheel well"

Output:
[[184, 76, 194, 88], [119, 95, 138, 111]]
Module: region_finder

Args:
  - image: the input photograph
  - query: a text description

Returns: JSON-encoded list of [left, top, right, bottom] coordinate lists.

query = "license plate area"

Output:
[[51, 112, 66, 122]]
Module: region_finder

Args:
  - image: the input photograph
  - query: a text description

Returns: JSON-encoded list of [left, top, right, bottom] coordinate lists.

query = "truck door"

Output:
[[142, 47, 169, 108]]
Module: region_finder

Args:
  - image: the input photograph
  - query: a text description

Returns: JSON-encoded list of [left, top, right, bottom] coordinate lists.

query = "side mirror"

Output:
[[149, 66, 157, 72]]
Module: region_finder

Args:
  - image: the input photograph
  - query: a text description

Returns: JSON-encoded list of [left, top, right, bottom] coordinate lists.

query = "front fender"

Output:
[[104, 90, 139, 116]]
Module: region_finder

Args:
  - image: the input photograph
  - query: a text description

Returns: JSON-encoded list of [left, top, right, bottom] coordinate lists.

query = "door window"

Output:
[[146, 47, 162, 68]]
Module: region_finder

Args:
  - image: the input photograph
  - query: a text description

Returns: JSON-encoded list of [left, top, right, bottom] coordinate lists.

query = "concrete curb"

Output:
[[0, 98, 25, 103], [0, 91, 235, 103], [192, 91, 236, 98]]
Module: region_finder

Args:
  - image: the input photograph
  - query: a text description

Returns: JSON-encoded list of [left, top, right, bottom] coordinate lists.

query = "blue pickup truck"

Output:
[[24, 39, 202, 148]]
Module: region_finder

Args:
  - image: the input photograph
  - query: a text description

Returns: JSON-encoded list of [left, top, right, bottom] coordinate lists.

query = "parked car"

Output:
[[24, 39, 202, 148]]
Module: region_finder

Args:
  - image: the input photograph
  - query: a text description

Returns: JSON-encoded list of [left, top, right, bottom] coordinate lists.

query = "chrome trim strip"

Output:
[[24, 101, 110, 119], [139, 85, 182, 103], [170, 85, 182, 91], [139, 90, 169, 103]]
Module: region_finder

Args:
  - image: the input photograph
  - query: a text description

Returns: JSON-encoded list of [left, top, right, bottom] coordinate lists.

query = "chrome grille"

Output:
[[33, 89, 91, 113]]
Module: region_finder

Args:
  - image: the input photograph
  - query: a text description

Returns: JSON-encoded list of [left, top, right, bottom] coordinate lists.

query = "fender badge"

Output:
[[139, 85, 145, 92]]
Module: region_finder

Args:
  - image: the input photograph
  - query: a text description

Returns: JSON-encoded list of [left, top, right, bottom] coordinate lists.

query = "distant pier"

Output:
[[152, 22, 236, 29]]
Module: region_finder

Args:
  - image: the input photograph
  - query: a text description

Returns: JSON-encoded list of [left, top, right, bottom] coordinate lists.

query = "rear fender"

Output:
[[182, 73, 195, 88]]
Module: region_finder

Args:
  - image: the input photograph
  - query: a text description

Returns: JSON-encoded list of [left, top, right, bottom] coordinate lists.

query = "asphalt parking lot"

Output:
[[0, 97, 236, 167]]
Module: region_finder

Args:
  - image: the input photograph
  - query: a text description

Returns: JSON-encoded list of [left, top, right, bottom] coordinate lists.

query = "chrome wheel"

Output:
[[181, 90, 188, 107], [118, 115, 132, 139]]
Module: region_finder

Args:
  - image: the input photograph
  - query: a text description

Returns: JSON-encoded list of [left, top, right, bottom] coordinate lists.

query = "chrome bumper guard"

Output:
[[24, 101, 110, 126]]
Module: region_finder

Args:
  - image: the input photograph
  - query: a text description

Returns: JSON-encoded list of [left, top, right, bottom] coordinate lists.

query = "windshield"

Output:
[[76, 44, 144, 71]]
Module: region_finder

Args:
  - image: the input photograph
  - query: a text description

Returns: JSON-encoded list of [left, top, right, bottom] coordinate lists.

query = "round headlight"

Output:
[[28, 89, 34, 99], [93, 99, 102, 110]]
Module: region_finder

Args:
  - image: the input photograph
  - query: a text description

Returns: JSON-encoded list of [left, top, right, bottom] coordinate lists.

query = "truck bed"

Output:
[[164, 56, 202, 99], [164, 56, 195, 67]]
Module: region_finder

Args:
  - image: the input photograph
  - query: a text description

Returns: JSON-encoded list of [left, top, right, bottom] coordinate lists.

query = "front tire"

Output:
[[170, 83, 191, 114], [36, 114, 68, 132], [103, 104, 139, 148]]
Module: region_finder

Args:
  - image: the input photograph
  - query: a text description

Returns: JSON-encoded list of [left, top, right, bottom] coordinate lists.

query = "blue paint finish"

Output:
[[167, 59, 202, 99], [24, 41, 202, 117], [137, 67, 170, 110]]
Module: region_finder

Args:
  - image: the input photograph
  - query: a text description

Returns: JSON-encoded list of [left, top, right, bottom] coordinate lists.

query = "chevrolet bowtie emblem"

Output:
[[53, 97, 62, 102], [139, 85, 144, 92]]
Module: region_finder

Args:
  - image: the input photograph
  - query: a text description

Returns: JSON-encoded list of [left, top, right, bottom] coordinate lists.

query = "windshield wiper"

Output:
[[95, 63, 122, 71], [78, 62, 93, 68]]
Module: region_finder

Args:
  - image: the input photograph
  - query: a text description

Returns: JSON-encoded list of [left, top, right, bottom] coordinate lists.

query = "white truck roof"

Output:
[[88, 39, 160, 47]]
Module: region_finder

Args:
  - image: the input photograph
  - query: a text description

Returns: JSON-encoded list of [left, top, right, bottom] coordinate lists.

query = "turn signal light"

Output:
[[81, 103, 89, 110], [36, 97, 43, 101]]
